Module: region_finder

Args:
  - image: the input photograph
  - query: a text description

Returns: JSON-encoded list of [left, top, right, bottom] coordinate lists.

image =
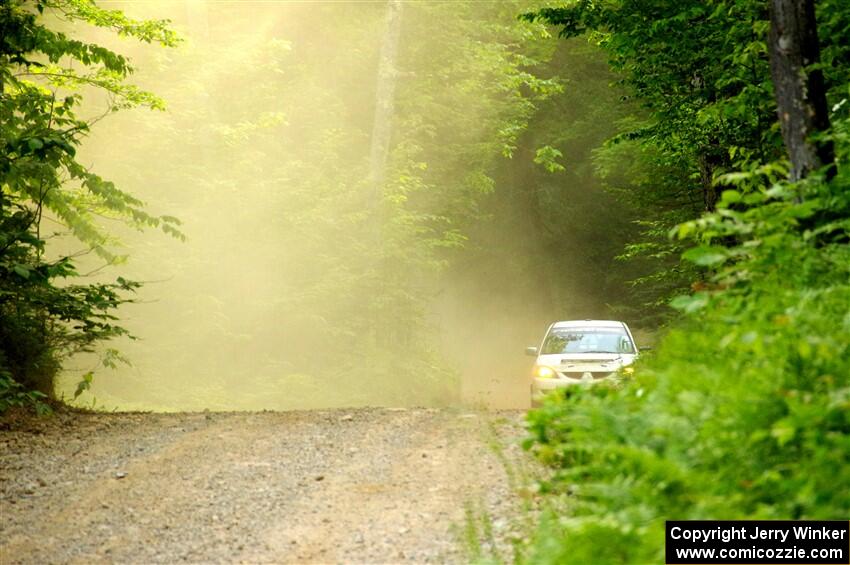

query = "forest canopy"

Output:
[[2, 1, 661, 411]]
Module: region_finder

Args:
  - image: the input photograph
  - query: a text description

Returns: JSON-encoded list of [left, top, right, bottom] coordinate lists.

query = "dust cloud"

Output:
[[52, 1, 632, 411]]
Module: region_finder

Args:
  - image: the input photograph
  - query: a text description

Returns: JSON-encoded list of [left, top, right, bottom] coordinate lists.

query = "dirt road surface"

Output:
[[0, 408, 529, 564]]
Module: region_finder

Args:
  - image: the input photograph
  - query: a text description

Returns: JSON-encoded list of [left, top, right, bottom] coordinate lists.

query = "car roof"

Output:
[[551, 320, 627, 329]]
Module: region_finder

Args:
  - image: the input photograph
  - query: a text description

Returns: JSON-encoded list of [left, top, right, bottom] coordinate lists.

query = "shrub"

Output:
[[0, 0, 179, 410], [523, 174, 850, 563]]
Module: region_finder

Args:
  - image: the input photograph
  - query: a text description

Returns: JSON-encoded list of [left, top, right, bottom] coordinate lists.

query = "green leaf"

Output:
[[719, 190, 742, 206], [12, 264, 31, 279], [770, 418, 796, 447], [682, 245, 729, 266], [74, 372, 94, 399], [669, 292, 710, 313], [533, 145, 566, 173]]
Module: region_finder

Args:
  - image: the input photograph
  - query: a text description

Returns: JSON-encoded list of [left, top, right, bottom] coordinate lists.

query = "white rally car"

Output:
[[526, 320, 641, 406]]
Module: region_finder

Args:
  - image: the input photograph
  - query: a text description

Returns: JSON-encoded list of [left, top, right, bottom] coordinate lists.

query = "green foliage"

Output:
[[0, 370, 50, 414], [73, 371, 92, 399], [448, 36, 649, 332], [518, 0, 850, 562], [533, 146, 566, 173], [523, 179, 850, 563], [525, 0, 786, 172], [0, 209, 142, 390], [0, 0, 179, 407], [523, 0, 845, 316]]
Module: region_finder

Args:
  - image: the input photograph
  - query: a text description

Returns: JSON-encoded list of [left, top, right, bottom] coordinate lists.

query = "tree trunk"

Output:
[[768, 0, 834, 181], [698, 153, 718, 212], [369, 0, 403, 207], [369, 1, 403, 347]]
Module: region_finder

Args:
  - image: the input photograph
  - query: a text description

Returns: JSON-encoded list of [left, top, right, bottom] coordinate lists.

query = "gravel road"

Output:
[[0, 408, 529, 564]]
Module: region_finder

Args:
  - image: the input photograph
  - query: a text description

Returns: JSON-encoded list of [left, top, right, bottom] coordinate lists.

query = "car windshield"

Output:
[[541, 328, 635, 355]]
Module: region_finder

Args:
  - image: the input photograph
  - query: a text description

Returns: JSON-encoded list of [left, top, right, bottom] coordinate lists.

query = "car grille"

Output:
[[560, 371, 613, 380]]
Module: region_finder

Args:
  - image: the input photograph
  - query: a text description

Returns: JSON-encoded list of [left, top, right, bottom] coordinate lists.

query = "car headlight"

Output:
[[622, 366, 635, 375], [535, 366, 556, 378]]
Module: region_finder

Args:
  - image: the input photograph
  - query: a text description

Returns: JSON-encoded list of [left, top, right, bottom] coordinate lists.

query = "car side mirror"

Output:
[[525, 346, 538, 357], [639, 346, 652, 351]]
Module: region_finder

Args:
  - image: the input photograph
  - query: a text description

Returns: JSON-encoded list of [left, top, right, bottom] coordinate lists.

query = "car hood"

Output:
[[536, 353, 635, 372]]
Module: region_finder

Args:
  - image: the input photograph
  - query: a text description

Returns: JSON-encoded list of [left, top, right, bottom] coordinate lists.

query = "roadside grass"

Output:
[[458, 415, 549, 564]]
